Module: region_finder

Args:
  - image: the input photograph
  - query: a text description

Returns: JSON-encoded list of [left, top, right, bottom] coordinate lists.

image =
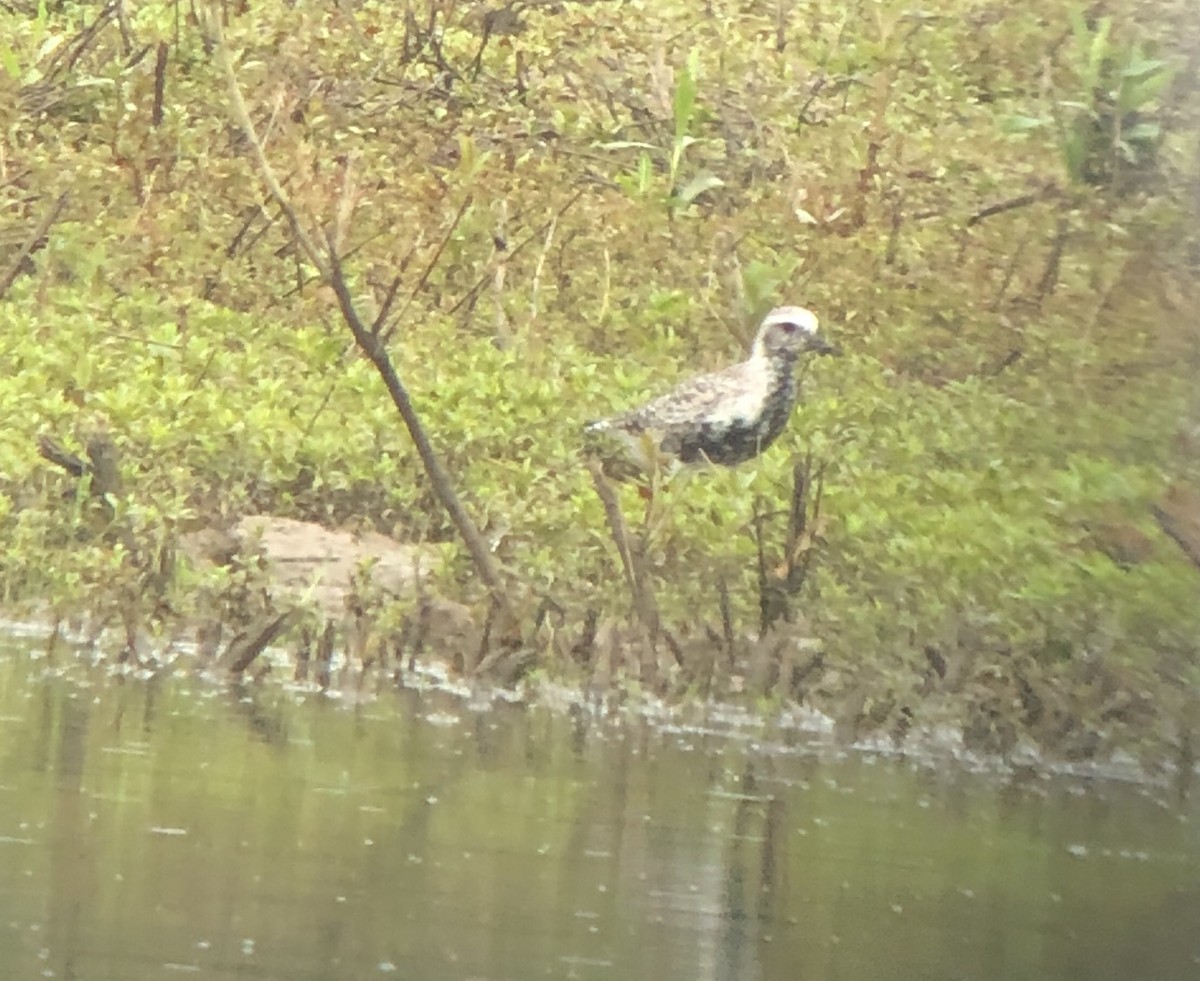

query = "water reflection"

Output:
[[0, 647, 1197, 981]]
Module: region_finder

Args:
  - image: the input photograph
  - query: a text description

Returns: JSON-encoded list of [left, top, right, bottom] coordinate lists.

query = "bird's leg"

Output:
[[642, 457, 677, 537], [638, 467, 658, 528], [631, 430, 660, 519]]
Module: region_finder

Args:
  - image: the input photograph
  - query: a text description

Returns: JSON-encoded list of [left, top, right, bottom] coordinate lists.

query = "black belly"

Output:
[[668, 405, 792, 466]]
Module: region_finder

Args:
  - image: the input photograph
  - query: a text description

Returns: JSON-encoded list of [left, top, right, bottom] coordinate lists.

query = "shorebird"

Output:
[[584, 306, 837, 479]]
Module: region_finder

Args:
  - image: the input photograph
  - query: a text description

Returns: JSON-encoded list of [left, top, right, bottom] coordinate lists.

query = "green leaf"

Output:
[[1067, 6, 1091, 56], [1121, 55, 1169, 81], [1122, 121, 1161, 143], [0, 44, 20, 81], [1001, 114, 1048, 134], [636, 152, 654, 195], [1086, 18, 1113, 86], [673, 51, 699, 143], [1118, 67, 1173, 116], [673, 172, 724, 206]]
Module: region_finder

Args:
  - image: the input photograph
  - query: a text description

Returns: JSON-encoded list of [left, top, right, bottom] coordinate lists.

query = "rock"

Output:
[[182, 515, 449, 617]]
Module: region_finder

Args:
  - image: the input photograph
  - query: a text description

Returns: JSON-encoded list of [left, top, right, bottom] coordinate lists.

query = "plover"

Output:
[[585, 306, 837, 477]]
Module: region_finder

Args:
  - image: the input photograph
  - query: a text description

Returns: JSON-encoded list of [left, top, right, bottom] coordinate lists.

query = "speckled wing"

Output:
[[603, 361, 754, 433]]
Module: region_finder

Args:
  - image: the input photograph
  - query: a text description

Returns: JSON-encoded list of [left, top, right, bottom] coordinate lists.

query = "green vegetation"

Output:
[[1005, 7, 1177, 187], [1, 0, 1198, 761]]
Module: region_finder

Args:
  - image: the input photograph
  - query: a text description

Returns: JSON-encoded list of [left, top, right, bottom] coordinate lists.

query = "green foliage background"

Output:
[[1, 0, 1198, 754]]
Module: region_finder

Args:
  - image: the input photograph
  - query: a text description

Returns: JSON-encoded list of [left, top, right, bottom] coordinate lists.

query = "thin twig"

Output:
[[966, 184, 1056, 227], [225, 611, 297, 674], [1035, 212, 1070, 303], [448, 186, 587, 317], [384, 194, 474, 342], [371, 273, 403, 335], [529, 213, 556, 322], [587, 459, 637, 596], [718, 575, 735, 667], [152, 41, 168, 127], [492, 198, 510, 345], [990, 229, 1030, 310], [0, 193, 69, 299], [788, 461, 826, 592], [208, 10, 328, 278]]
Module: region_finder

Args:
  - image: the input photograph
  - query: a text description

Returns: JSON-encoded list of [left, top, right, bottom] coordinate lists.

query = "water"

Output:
[[0, 645, 1197, 981]]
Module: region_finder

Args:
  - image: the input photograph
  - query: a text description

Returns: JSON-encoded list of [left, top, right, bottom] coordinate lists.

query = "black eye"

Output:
[[778, 321, 799, 333]]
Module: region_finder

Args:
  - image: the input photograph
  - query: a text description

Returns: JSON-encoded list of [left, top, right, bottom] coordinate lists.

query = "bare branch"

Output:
[[0, 193, 69, 300], [225, 611, 297, 674], [322, 233, 512, 599], [384, 193, 475, 343], [152, 40, 168, 127], [207, 8, 328, 278], [1153, 485, 1200, 572], [208, 3, 515, 612], [966, 185, 1056, 227], [586, 459, 637, 596], [448, 186, 587, 317]]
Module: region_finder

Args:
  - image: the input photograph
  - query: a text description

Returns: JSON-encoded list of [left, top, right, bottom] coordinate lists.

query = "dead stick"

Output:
[[967, 187, 1054, 227], [1035, 213, 1069, 302], [586, 460, 659, 646], [209, 6, 513, 609], [152, 41, 168, 127], [227, 612, 296, 674], [323, 239, 511, 601], [0, 193, 69, 299], [447, 186, 587, 317], [383, 193, 474, 342], [587, 459, 637, 596]]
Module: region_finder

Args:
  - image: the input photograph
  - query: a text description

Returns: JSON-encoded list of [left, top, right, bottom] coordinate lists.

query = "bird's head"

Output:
[[752, 306, 839, 360]]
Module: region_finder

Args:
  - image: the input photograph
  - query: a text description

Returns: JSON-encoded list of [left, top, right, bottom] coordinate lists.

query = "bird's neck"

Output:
[[751, 350, 798, 391]]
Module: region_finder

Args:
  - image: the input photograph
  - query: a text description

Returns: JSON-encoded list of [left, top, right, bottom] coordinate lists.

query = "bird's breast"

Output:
[[673, 361, 797, 465]]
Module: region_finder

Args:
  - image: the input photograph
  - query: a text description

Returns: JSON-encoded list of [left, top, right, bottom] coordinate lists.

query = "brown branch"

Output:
[[323, 236, 512, 601], [37, 433, 122, 498], [371, 273, 403, 334], [587, 459, 659, 648], [0, 193, 69, 300], [54, 2, 117, 78], [384, 193, 475, 342], [587, 459, 637, 596], [1035, 213, 1070, 302], [990, 229, 1031, 310], [210, 5, 513, 612], [1153, 486, 1200, 572], [225, 611, 297, 674], [152, 41, 168, 127], [966, 184, 1057, 227], [224, 205, 268, 258], [37, 435, 88, 479], [717, 575, 735, 667]]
